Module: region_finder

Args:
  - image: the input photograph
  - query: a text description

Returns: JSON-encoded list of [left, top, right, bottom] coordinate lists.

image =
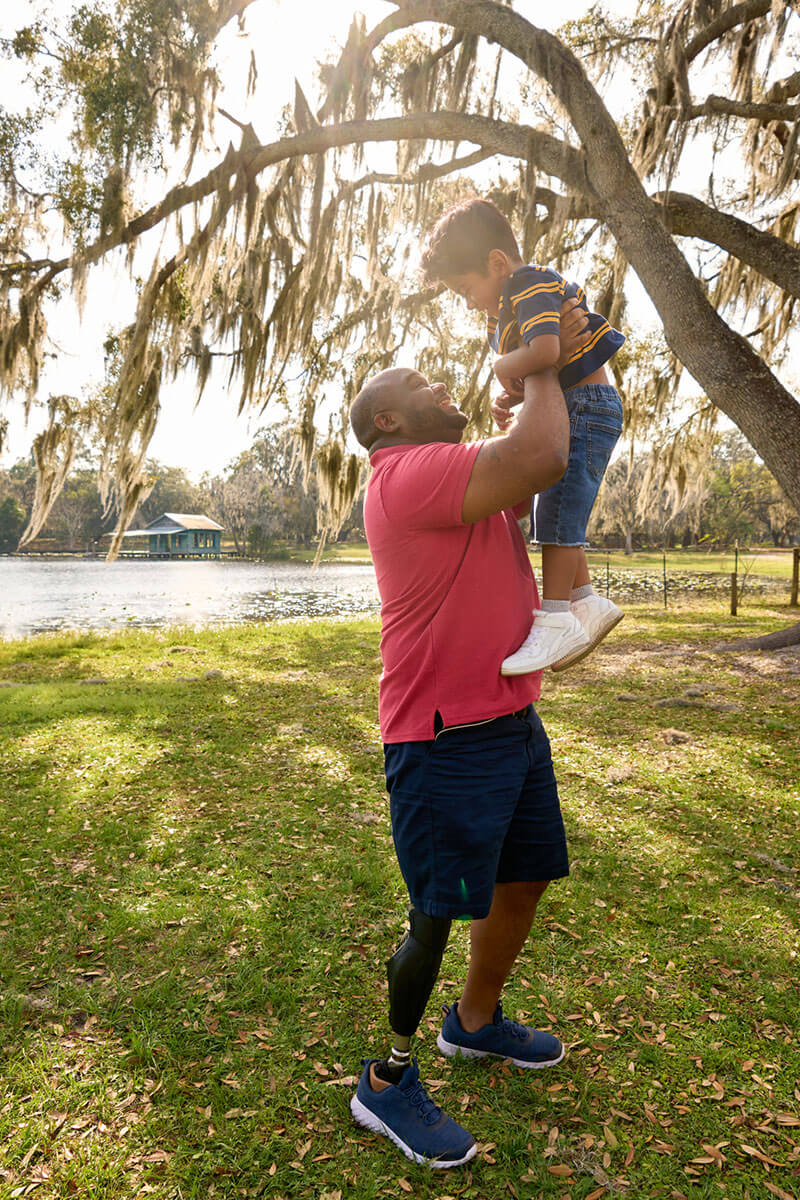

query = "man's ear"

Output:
[[374, 410, 400, 433]]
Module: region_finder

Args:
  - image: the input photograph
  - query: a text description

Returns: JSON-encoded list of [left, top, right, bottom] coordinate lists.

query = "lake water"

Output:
[[0, 557, 380, 640]]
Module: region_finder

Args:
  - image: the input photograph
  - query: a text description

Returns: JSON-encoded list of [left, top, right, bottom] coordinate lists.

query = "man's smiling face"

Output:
[[389, 369, 469, 444]]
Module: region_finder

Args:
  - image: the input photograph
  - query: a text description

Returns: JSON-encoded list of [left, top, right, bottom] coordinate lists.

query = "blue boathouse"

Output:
[[120, 513, 224, 558]]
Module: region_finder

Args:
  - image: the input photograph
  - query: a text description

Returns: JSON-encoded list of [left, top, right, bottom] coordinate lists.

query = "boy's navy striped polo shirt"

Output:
[[487, 264, 625, 390]]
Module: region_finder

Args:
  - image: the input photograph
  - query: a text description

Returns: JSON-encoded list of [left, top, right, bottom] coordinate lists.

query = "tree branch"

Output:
[[766, 69, 800, 103], [657, 192, 800, 300], [683, 0, 772, 63], [385, 0, 800, 514], [536, 185, 800, 301], [674, 94, 800, 123], [16, 112, 584, 300]]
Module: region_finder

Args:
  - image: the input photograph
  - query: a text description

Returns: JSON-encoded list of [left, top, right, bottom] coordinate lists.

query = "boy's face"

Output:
[[443, 268, 505, 318]]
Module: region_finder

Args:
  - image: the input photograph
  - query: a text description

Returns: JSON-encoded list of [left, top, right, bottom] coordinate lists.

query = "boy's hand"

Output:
[[557, 296, 591, 368], [492, 358, 525, 398], [490, 389, 520, 430]]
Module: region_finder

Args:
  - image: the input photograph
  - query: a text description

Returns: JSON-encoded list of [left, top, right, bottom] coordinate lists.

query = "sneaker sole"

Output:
[[500, 629, 590, 676], [436, 1033, 566, 1070], [350, 1095, 477, 1168], [551, 611, 625, 673]]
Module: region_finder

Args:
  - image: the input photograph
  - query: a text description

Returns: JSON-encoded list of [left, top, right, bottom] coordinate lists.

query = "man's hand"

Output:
[[557, 295, 591, 367]]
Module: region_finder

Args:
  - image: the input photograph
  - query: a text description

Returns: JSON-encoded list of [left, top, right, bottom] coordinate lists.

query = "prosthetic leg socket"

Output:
[[386, 908, 452, 1039]]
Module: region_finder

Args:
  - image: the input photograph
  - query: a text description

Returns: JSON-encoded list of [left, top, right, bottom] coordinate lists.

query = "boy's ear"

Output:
[[487, 249, 511, 277]]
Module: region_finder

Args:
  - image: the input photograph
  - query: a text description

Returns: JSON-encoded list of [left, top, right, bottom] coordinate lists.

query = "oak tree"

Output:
[[2, 1, 799, 635]]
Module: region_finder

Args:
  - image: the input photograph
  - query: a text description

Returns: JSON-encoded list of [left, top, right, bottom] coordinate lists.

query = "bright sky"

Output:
[[0, 0, 702, 480]]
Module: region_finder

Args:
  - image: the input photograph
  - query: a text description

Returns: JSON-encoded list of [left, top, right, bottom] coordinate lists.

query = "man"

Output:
[[348, 301, 588, 1168]]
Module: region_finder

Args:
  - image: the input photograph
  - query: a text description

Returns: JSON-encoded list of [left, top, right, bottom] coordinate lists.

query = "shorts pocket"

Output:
[[586, 419, 622, 481]]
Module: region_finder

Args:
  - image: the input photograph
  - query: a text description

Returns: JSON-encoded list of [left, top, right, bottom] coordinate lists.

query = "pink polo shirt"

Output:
[[365, 440, 541, 742]]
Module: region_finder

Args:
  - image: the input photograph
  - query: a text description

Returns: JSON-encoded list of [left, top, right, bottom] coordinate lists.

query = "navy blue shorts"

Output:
[[383, 706, 569, 920], [532, 383, 623, 546]]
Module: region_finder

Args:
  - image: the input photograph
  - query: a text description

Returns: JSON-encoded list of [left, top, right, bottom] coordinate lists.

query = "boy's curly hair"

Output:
[[420, 198, 520, 283]]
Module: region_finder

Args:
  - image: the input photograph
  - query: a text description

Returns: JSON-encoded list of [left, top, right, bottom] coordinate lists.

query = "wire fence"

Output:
[[526, 547, 800, 612]]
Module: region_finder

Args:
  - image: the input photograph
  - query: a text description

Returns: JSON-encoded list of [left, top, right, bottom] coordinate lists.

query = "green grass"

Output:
[[287, 541, 798, 583], [1, 601, 799, 1199]]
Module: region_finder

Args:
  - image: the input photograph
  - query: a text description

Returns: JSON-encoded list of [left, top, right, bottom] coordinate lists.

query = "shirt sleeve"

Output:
[[379, 441, 483, 530], [508, 266, 563, 344]]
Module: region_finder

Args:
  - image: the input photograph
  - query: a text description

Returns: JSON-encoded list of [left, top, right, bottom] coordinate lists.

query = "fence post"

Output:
[[662, 550, 668, 609], [792, 547, 800, 608], [730, 544, 739, 616], [606, 553, 610, 599]]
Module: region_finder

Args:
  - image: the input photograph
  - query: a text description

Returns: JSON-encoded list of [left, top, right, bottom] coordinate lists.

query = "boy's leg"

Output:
[[555, 544, 623, 672], [540, 544, 582, 601], [501, 542, 588, 674], [572, 548, 591, 590]]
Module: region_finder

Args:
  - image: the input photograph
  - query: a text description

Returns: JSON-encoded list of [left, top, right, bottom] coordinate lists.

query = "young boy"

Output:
[[421, 197, 625, 674]]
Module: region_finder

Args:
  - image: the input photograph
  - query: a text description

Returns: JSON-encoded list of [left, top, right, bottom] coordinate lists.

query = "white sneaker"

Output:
[[551, 594, 625, 672], [500, 610, 590, 676]]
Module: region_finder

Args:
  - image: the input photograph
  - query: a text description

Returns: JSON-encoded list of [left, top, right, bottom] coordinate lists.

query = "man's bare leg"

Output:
[[456, 880, 548, 1032]]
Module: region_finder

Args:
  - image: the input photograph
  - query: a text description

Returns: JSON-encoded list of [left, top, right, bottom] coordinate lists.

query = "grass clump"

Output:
[[0, 601, 798, 1199]]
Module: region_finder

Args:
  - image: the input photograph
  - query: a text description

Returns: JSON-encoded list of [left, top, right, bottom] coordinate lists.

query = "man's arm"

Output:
[[461, 369, 569, 524], [461, 298, 589, 523]]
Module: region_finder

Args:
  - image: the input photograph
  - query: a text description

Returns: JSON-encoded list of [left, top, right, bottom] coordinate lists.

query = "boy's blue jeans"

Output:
[[532, 383, 623, 546]]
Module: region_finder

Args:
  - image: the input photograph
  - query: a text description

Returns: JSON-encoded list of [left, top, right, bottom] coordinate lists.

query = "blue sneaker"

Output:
[[437, 1002, 565, 1069], [350, 1058, 477, 1168]]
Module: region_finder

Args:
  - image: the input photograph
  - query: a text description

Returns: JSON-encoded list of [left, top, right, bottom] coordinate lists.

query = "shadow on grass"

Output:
[[1, 616, 798, 1198]]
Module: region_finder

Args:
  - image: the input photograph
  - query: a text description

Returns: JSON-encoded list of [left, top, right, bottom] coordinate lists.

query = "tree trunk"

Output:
[[717, 620, 800, 650], [397, 1, 800, 516]]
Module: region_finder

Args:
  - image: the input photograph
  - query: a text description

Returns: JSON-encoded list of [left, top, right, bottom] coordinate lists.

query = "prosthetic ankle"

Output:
[[385, 907, 451, 1071]]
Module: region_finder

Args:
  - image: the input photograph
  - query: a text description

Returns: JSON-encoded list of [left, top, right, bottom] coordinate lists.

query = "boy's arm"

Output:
[[493, 336, 559, 396], [490, 297, 589, 430]]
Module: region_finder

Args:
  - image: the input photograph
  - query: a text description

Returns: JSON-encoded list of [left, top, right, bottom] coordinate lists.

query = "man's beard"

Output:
[[407, 406, 468, 440]]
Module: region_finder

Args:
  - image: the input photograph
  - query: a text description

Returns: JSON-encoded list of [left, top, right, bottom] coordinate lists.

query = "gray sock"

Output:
[[570, 585, 595, 601], [541, 598, 571, 613]]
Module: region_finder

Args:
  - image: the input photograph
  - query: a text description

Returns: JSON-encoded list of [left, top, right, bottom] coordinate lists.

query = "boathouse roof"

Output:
[[121, 513, 224, 537]]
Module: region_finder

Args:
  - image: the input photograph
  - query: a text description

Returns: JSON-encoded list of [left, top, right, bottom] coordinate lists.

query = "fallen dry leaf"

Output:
[[141, 1150, 171, 1164], [765, 1183, 795, 1200], [19, 1145, 39, 1171], [740, 1144, 784, 1166]]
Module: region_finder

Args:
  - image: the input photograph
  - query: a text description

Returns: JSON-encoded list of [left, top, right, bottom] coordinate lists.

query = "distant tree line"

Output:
[[589, 431, 800, 553], [1, 425, 796, 557], [0, 421, 364, 554]]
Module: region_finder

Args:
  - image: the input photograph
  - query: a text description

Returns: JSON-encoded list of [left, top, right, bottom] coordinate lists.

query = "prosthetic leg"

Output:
[[381, 908, 451, 1077]]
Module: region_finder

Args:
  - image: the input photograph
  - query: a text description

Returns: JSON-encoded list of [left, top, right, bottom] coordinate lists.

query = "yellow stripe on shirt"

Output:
[[510, 280, 565, 306], [519, 311, 561, 338], [498, 321, 522, 353], [566, 321, 610, 364]]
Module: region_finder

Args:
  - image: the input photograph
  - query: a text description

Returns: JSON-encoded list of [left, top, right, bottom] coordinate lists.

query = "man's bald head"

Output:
[[350, 366, 467, 452], [349, 368, 408, 450]]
